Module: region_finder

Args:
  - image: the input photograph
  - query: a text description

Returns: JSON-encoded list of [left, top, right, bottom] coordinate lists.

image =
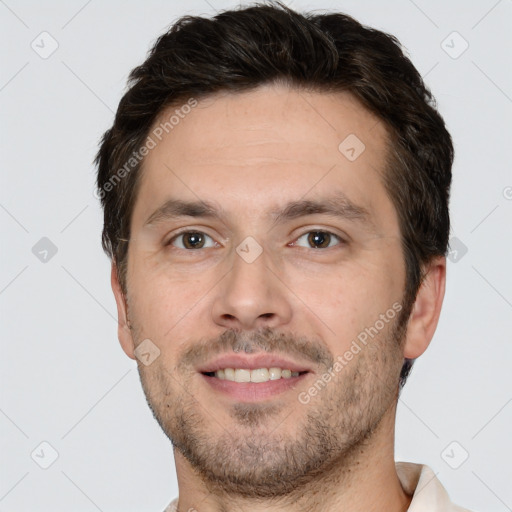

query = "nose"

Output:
[[210, 243, 293, 331]]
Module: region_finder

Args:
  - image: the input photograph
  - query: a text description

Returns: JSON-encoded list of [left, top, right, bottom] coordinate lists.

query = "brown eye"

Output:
[[169, 231, 215, 250], [295, 231, 343, 249]]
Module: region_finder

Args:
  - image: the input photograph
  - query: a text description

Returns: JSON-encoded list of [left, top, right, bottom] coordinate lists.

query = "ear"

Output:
[[403, 256, 446, 359], [111, 262, 136, 360]]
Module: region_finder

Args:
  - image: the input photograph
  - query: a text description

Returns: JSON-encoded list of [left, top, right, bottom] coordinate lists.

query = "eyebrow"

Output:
[[143, 191, 376, 232], [269, 192, 374, 230]]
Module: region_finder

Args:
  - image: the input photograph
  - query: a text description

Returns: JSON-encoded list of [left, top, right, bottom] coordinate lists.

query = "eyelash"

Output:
[[293, 231, 345, 249], [165, 229, 346, 251]]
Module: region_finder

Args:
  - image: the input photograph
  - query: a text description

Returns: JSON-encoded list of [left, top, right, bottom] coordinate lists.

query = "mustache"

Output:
[[179, 326, 334, 370]]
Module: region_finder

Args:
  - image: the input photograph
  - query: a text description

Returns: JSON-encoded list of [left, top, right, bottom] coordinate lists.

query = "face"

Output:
[[116, 84, 413, 497]]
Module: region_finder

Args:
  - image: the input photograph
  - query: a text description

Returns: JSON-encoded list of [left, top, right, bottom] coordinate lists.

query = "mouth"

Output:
[[197, 353, 313, 401], [202, 368, 309, 382]]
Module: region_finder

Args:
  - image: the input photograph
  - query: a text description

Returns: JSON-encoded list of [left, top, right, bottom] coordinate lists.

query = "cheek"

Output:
[[294, 254, 403, 346], [128, 266, 213, 343]]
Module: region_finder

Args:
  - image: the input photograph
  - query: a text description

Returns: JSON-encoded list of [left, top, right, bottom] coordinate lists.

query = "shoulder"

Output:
[[162, 497, 178, 512], [396, 461, 476, 512]]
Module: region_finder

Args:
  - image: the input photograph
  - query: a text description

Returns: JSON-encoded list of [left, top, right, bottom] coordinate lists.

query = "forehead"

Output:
[[149, 84, 385, 166], [131, 83, 396, 233]]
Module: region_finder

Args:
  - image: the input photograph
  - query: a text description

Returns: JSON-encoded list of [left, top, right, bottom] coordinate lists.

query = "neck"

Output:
[[172, 403, 412, 512]]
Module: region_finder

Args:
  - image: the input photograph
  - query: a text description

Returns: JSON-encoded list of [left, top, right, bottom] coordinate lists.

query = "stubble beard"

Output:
[[135, 313, 408, 500]]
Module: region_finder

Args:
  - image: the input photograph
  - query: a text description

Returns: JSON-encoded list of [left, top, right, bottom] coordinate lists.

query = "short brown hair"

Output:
[[95, 1, 453, 388]]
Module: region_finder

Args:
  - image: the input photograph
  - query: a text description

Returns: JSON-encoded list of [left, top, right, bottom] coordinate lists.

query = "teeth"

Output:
[[213, 367, 302, 382], [269, 367, 281, 380], [234, 369, 251, 382], [251, 368, 270, 383]]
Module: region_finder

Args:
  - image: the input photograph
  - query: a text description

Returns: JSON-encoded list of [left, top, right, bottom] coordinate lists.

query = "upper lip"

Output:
[[197, 353, 314, 373]]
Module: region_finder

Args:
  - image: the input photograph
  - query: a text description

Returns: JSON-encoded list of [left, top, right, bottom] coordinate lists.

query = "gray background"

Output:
[[1, 0, 511, 510]]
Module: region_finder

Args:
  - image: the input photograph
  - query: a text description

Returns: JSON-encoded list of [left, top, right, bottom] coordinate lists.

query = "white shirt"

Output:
[[163, 461, 474, 511]]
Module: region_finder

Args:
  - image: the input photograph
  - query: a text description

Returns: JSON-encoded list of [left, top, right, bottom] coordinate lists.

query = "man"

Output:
[[95, 2, 472, 511]]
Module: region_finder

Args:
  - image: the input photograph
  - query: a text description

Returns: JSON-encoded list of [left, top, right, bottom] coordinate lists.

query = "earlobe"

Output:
[[111, 262, 136, 360], [403, 256, 446, 360]]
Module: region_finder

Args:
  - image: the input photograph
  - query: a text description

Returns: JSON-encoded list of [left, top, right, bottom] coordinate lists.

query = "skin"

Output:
[[111, 83, 446, 512]]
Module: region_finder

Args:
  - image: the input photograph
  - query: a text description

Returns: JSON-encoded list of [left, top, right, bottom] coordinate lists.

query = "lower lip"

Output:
[[201, 373, 310, 402]]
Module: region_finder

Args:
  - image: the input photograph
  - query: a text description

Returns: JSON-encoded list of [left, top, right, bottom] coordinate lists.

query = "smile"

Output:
[[203, 367, 307, 382]]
